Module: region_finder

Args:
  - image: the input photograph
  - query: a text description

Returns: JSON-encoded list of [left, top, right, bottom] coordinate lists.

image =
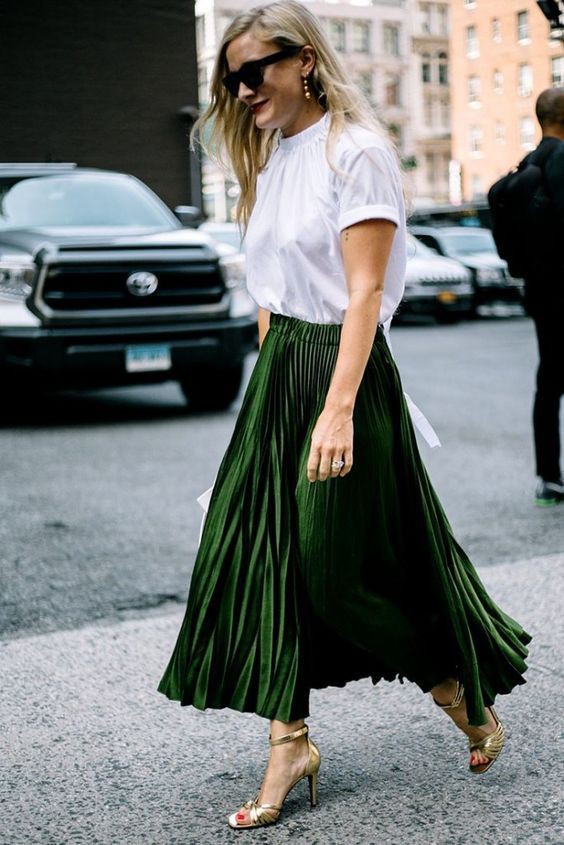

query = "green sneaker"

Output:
[[534, 479, 564, 507]]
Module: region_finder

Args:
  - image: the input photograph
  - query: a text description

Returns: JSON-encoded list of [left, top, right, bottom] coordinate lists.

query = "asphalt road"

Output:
[[1, 315, 561, 641], [1, 315, 563, 845]]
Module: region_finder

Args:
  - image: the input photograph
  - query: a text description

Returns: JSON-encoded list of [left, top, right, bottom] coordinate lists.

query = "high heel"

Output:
[[227, 724, 321, 830], [433, 681, 505, 774]]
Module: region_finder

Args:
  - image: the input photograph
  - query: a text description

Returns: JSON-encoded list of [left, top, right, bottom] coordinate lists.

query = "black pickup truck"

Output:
[[0, 164, 257, 410]]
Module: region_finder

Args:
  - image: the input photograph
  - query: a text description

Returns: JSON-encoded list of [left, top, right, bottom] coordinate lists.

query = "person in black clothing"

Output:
[[526, 89, 564, 506]]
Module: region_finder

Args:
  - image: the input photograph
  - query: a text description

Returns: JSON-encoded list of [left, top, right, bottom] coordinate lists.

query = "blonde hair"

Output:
[[192, 0, 398, 226]]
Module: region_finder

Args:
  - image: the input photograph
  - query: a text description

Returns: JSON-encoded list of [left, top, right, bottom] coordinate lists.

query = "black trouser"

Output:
[[531, 308, 564, 481]]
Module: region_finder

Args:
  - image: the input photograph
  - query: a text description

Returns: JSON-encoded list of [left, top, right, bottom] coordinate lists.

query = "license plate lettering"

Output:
[[125, 344, 171, 372]]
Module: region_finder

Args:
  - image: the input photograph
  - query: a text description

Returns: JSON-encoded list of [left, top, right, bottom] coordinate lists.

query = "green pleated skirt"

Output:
[[158, 313, 531, 726]]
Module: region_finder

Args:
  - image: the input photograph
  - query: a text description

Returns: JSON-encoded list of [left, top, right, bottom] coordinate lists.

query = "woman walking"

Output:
[[158, 0, 531, 830]]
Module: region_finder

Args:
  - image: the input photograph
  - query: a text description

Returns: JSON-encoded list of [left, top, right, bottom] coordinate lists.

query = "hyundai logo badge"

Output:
[[126, 271, 159, 296]]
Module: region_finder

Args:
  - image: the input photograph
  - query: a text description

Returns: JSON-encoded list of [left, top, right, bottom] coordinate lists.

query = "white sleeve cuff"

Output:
[[338, 204, 400, 231]]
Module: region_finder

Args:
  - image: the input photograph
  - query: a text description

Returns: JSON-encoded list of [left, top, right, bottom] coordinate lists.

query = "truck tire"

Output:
[[179, 362, 244, 411]]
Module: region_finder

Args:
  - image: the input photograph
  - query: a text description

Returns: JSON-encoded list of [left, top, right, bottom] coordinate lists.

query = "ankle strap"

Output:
[[433, 681, 465, 710], [269, 725, 308, 746]]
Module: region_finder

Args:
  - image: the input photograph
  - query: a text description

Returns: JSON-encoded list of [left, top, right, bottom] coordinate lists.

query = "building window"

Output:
[[420, 3, 431, 34], [464, 0, 476, 8], [466, 25, 479, 58], [468, 75, 480, 104], [471, 174, 482, 198], [357, 71, 373, 100], [552, 56, 564, 87], [492, 17, 501, 42], [424, 95, 433, 126], [437, 6, 448, 37], [495, 121, 505, 143], [385, 74, 401, 107], [519, 116, 535, 148], [198, 63, 210, 107], [352, 20, 371, 53], [421, 53, 431, 83], [518, 63, 533, 97], [425, 153, 437, 185], [438, 52, 448, 85], [493, 69, 504, 94], [439, 98, 449, 128], [196, 15, 206, 49], [469, 125, 482, 154], [328, 19, 346, 53], [383, 23, 401, 57], [517, 10, 529, 42]]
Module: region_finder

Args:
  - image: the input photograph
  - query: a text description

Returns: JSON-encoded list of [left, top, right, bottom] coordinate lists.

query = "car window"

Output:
[[0, 174, 178, 230], [406, 232, 436, 258], [416, 235, 440, 251], [440, 230, 496, 255]]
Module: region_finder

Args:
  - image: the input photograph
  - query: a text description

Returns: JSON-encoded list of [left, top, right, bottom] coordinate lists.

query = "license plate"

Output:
[[436, 291, 458, 304], [125, 344, 171, 373]]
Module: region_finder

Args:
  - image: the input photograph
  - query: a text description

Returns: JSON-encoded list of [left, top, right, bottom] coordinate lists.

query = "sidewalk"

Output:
[[2, 554, 562, 845]]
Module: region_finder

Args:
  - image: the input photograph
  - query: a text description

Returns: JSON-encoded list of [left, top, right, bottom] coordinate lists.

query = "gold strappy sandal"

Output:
[[227, 724, 321, 830], [433, 681, 506, 775]]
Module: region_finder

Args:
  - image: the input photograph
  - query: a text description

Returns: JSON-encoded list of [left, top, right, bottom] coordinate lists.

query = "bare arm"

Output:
[[257, 307, 271, 349], [306, 218, 397, 483]]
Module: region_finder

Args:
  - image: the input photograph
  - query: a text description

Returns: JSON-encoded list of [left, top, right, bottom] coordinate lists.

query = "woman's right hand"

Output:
[[306, 403, 354, 482]]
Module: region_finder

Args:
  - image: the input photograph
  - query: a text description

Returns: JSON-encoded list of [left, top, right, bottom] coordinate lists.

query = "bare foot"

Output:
[[230, 731, 311, 827], [431, 678, 499, 768]]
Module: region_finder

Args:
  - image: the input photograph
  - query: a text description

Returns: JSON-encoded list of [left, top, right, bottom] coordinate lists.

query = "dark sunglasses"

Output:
[[222, 46, 303, 98]]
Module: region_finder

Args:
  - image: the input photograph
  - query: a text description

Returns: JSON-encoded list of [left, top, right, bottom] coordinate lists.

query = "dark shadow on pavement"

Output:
[[0, 382, 233, 429]]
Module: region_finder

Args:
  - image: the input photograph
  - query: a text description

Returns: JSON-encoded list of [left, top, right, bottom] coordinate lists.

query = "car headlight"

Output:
[[476, 267, 503, 282], [0, 258, 35, 299], [219, 253, 246, 290]]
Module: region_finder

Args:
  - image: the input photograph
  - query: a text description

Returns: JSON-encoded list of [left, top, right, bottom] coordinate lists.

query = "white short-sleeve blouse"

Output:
[[244, 112, 406, 325]]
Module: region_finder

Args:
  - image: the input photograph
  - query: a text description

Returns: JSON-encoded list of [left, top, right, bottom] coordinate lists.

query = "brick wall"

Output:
[[0, 0, 200, 209]]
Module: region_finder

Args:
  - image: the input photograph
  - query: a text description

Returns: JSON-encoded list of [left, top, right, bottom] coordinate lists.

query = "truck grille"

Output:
[[42, 262, 225, 311]]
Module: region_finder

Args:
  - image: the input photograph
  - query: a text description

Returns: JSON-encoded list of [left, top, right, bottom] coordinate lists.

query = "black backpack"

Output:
[[487, 139, 561, 278]]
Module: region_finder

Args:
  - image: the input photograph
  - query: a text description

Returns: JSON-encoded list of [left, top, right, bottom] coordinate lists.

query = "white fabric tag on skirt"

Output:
[[197, 484, 214, 544]]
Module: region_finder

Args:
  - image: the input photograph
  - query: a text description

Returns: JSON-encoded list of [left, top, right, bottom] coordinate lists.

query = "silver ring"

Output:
[[331, 459, 345, 470]]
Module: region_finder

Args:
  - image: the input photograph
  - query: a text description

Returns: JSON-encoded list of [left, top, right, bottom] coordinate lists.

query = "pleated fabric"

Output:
[[158, 314, 531, 726]]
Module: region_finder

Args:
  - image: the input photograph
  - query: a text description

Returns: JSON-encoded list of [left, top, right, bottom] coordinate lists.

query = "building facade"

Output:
[[196, 0, 444, 220], [408, 0, 452, 203], [1, 0, 201, 209], [450, 0, 564, 202]]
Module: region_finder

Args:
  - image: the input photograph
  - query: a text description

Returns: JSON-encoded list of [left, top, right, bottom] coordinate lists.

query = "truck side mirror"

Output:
[[174, 205, 204, 228]]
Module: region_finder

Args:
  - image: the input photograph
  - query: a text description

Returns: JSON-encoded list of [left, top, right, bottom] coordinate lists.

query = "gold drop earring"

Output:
[[303, 75, 312, 100]]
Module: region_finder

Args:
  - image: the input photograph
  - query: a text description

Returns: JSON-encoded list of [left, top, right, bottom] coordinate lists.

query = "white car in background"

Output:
[[410, 226, 524, 315], [198, 222, 245, 253], [398, 233, 474, 322]]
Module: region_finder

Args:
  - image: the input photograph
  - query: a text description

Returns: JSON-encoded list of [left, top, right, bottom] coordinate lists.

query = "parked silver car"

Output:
[[409, 225, 524, 314], [398, 233, 474, 322]]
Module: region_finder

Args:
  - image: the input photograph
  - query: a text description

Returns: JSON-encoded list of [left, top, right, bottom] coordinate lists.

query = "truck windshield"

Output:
[[0, 174, 178, 230]]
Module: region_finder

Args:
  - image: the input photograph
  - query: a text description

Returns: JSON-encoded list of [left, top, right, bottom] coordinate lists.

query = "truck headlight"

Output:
[[219, 253, 246, 290], [476, 267, 503, 282], [219, 253, 257, 319], [0, 258, 35, 299]]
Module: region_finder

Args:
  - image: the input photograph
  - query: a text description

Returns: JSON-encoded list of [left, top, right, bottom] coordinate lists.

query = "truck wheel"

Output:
[[179, 363, 244, 411]]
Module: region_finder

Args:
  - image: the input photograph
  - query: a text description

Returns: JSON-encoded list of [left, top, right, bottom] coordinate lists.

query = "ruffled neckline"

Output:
[[277, 112, 329, 152]]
